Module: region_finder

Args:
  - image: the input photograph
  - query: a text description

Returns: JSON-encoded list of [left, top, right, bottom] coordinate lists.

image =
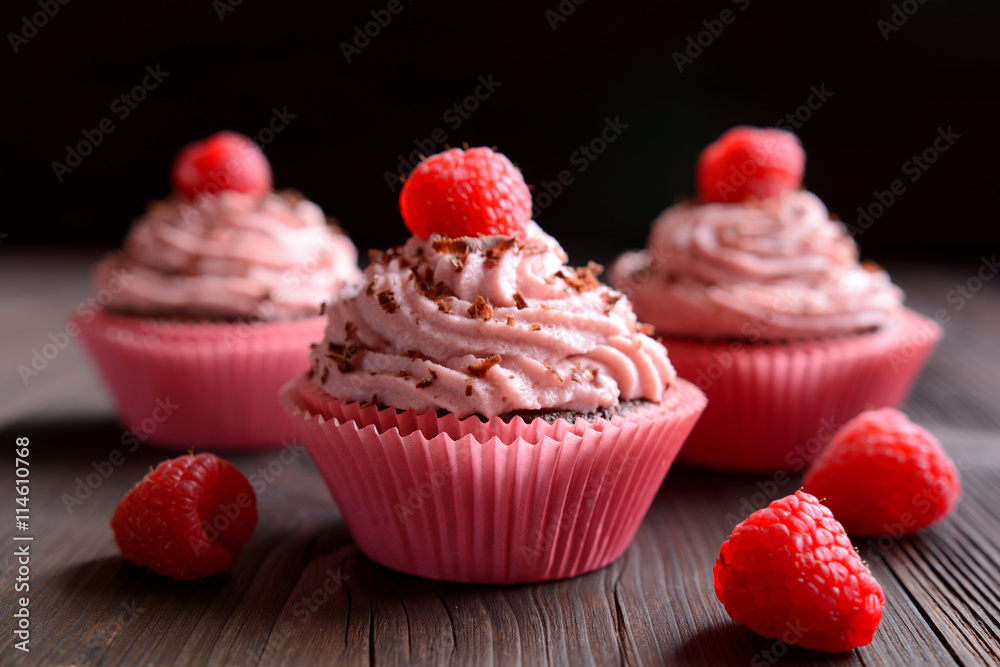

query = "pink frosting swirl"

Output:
[[610, 191, 904, 341], [95, 190, 363, 320], [309, 222, 676, 418]]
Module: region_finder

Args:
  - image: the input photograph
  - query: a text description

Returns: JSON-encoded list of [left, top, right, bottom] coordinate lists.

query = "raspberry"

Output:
[[171, 131, 273, 200], [399, 147, 532, 239], [803, 409, 961, 537], [111, 453, 257, 580], [696, 126, 805, 203], [714, 491, 885, 652]]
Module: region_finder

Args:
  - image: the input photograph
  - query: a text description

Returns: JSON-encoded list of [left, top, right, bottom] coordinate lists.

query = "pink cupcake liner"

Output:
[[666, 308, 941, 473], [73, 309, 325, 450], [280, 375, 706, 584]]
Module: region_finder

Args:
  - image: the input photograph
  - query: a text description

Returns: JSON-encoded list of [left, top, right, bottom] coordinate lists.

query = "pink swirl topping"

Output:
[[95, 190, 363, 320], [610, 191, 904, 341], [309, 222, 675, 418]]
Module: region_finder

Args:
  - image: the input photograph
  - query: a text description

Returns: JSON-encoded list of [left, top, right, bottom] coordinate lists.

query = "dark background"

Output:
[[4, 0, 998, 261]]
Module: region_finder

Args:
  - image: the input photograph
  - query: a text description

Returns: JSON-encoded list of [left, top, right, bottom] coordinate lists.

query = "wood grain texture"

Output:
[[1, 257, 998, 666]]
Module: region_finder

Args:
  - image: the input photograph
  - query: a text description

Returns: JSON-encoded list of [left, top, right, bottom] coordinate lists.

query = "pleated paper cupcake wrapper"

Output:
[[666, 307, 941, 474], [280, 375, 706, 584], [73, 310, 326, 450]]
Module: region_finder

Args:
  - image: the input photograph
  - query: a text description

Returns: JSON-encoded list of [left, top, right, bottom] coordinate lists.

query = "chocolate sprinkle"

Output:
[[467, 296, 493, 320], [416, 370, 438, 389], [377, 289, 398, 313], [467, 354, 502, 378]]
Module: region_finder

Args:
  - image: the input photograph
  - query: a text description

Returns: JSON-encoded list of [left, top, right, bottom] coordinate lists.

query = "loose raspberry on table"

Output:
[[696, 126, 805, 203], [111, 453, 258, 580], [171, 131, 273, 200], [802, 408, 961, 537], [714, 490, 885, 653], [399, 146, 532, 239]]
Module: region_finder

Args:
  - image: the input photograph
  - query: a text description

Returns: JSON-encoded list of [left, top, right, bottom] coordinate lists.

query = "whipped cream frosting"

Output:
[[610, 191, 904, 341], [309, 222, 675, 418], [95, 190, 363, 320]]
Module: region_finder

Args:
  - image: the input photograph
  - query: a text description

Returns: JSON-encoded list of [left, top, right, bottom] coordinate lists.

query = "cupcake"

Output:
[[610, 126, 941, 473], [280, 147, 706, 584], [75, 132, 362, 450]]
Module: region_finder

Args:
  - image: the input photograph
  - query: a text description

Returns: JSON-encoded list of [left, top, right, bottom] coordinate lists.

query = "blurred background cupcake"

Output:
[[74, 131, 363, 450], [610, 127, 941, 473], [281, 147, 706, 584]]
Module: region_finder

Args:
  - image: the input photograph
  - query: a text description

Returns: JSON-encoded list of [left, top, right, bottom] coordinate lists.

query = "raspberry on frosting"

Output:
[[309, 222, 674, 418], [399, 147, 533, 240]]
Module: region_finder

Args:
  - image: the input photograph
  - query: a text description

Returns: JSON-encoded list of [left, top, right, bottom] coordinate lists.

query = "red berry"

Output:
[[111, 453, 257, 580], [171, 131, 273, 200], [696, 126, 805, 203], [714, 491, 885, 653], [399, 147, 532, 239], [803, 409, 961, 537]]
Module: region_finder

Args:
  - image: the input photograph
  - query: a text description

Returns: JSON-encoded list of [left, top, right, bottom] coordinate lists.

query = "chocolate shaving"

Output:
[[366, 278, 377, 296], [396, 370, 410, 378], [432, 235, 517, 258], [412, 264, 453, 300], [436, 298, 454, 314], [560, 261, 604, 292], [377, 289, 398, 314], [506, 315, 516, 327], [318, 301, 326, 316], [344, 321, 357, 340], [602, 292, 623, 313], [467, 296, 493, 321], [512, 291, 527, 309], [416, 370, 438, 389], [528, 322, 541, 332], [543, 361, 563, 382], [467, 354, 502, 378], [307, 367, 315, 379], [320, 367, 329, 383], [570, 365, 584, 383], [406, 349, 419, 360], [590, 369, 602, 388], [636, 323, 655, 336], [327, 342, 364, 373], [465, 385, 473, 396]]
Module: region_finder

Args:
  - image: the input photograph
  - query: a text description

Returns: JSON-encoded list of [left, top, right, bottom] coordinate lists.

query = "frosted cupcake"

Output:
[[281, 147, 706, 584], [75, 132, 362, 450], [611, 127, 941, 473]]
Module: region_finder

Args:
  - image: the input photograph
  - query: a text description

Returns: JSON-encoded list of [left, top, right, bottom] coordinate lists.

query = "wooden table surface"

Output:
[[2, 251, 999, 666]]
